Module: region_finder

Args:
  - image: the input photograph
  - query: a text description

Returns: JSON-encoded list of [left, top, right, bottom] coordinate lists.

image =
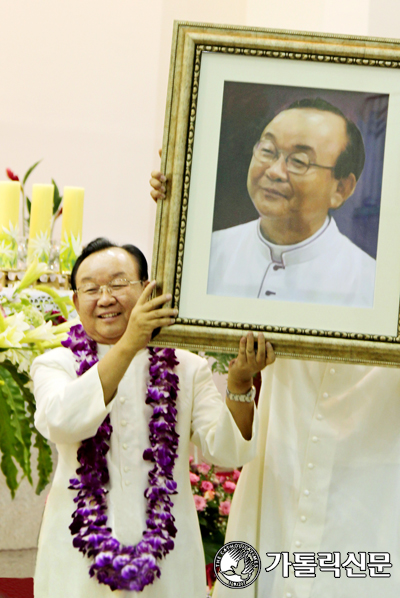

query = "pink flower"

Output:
[[49, 310, 67, 325], [200, 480, 214, 492], [219, 500, 231, 515], [232, 469, 241, 482], [189, 455, 194, 463], [204, 490, 215, 502], [6, 168, 19, 182], [197, 462, 211, 475], [215, 471, 230, 481], [190, 472, 200, 485], [223, 480, 236, 494], [193, 495, 207, 511]]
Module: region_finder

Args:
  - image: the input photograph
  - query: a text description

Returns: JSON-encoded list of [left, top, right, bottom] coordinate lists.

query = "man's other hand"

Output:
[[227, 333, 275, 394]]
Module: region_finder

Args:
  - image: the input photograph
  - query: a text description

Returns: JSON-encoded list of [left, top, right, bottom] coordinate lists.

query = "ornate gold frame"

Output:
[[151, 21, 400, 366]]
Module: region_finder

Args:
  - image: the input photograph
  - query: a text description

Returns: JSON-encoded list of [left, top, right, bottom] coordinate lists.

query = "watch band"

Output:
[[226, 386, 256, 403]]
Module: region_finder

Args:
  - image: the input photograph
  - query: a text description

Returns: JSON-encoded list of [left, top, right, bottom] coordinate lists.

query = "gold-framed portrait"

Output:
[[151, 21, 400, 366]]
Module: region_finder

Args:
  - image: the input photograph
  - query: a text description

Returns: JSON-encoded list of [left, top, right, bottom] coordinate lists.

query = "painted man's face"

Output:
[[247, 108, 350, 236]]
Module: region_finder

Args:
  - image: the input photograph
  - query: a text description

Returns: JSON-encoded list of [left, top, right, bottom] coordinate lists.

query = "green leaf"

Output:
[[34, 431, 52, 494], [202, 538, 225, 565], [0, 387, 20, 497], [52, 179, 63, 214], [0, 365, 33, 484], [22, 159, 42, 185], [2, 380, 32, 482], [27, 197, 31, 215], [204, 352, 236, 375], [1, 358, 32, 388], [0, 359, 53, 495]]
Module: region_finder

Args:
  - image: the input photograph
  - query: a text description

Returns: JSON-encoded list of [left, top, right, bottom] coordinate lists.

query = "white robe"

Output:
[[32, 345, 258, 598], [208, 218, 376, 307], [214, 358, 400, 598]]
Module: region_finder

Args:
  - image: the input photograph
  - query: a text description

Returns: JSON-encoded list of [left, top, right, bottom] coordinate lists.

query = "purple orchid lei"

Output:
[[61, 324, 180, 592]]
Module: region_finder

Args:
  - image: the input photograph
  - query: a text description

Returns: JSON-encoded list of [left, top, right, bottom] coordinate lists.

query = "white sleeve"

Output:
[[31, 349, 113, 444], [189, 357, 259, 468]]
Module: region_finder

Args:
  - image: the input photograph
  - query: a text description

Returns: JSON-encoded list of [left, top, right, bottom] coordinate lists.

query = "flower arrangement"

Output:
[[0, 259, 78, 497], [190, 457, 240, 567]]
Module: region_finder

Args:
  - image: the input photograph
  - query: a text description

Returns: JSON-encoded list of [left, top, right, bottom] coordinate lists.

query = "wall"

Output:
[[245, 0, 370, 35]]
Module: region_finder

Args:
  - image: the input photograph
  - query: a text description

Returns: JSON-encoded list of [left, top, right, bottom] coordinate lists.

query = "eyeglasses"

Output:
[[75, 278, 142, 299], [253, 140, 336, 176]]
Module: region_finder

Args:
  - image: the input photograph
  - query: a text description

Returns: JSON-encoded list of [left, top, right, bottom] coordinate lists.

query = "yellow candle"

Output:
[[0, 181, 20, 268], [60, 186, 84, 272], [28, 184, 54, 263]]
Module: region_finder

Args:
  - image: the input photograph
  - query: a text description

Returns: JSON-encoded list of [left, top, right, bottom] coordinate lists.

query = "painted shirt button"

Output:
[[322, 392, 329, 399], [124, 466, 130, 472], [125, 480, 131, 486], [121, 420, 127, 427], [317, 414, 323, 420], [308, 463, 314, 469], [330, 368, 336, 375], [122, 443, 128, 450], [286, 593, 292, 597], [303, 489, 310, 496], [295, 541, 301, 547], [120, 396, 126, 404], [312, 436, 319, 443], [300, 515, 307, 522]]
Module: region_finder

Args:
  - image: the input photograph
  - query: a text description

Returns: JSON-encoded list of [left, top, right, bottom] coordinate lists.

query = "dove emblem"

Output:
[[214, 541, 261, 588]]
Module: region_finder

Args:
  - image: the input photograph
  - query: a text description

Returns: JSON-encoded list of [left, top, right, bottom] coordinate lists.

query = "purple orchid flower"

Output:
[[65, 325, 180, 592]]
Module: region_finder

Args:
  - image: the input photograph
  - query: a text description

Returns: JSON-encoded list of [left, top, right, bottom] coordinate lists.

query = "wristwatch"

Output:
[[226, 386, 256, 403]]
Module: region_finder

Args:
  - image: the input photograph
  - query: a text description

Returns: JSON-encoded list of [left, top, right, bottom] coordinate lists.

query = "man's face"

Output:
[[247, 108, 349, 232], [73, 247, 146, 344]]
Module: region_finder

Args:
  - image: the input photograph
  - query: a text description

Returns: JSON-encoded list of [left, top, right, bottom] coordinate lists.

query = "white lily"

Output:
[[52, 317, 80, 335], [41, 334, 69, 349], [0, 312, 30, 348], [0, 348, 34, 374], [13, 257, 48, 295], [22, 321, 57, 344]]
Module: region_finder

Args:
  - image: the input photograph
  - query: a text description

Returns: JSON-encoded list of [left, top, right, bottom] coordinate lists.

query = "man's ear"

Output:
[[72, 291, 80, 313], [330, 173, 357, 210]]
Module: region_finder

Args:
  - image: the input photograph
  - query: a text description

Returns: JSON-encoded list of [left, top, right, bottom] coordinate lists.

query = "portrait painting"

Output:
[[208, 82, 388, 309], [152, 22, 400, 364]]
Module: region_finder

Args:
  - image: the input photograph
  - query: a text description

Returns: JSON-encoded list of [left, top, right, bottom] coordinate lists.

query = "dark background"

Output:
[[212, 81, 389, 259]]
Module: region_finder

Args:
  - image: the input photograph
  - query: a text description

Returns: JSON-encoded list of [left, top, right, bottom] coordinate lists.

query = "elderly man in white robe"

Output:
[[207, 97, 376, 307], [32, 237, 274, 598]]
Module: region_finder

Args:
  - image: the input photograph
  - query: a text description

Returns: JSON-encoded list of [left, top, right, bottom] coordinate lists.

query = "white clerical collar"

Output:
[[257, 217, 330, 264]]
